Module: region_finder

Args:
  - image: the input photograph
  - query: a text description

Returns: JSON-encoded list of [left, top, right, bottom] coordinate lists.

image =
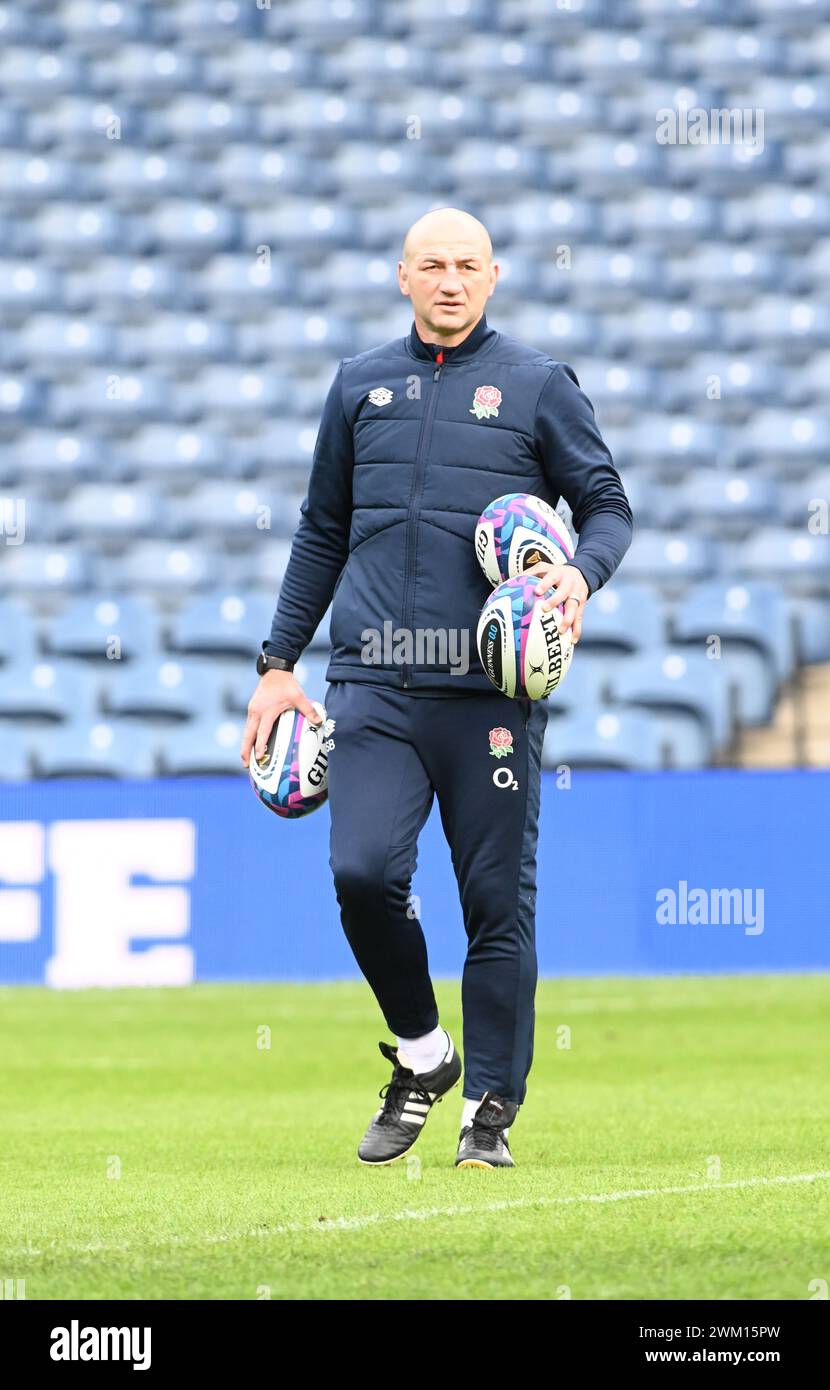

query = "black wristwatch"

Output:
[[256, 650, 294, 676]]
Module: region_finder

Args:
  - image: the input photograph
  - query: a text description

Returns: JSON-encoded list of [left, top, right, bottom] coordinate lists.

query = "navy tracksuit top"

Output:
[[264, 312, 634, 694]]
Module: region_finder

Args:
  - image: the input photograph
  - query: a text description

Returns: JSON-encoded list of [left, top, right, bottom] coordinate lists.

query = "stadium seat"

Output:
[[102, 657, 224, 723], [159, 716, 247, 776], [169, 592, 276, 659], [0, 659, 99, 723], [672, 581, 793, 682], [579, 583, 666, 654], [2, 0, 828, 779], [33, 719, 160, 779], [42, 596, 161, 663], [0, 724, 33, 780], [609, 647, 732, 752], [542, 707, 666, 772], [618, 532, 717, 587], [0, 600, 36, 666]]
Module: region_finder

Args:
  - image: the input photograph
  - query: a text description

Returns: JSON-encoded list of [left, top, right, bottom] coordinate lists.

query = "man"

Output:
[[241, 208, 632, 1169]]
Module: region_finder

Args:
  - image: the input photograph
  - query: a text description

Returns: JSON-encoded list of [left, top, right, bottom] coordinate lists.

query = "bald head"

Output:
[[398, 207, 498, 345], [402, 207, 493, 265]]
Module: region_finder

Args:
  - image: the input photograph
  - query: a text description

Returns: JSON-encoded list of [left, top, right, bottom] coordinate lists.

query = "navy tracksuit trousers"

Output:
[[324, 680, 549, 1105]]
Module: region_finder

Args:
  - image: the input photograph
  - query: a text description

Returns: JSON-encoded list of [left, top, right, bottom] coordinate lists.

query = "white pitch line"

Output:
[[7, 1171, 830, 1258]]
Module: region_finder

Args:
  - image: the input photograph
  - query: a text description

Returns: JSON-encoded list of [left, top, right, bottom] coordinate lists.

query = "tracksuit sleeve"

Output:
[[534, 362, 634, 597], [263, 361, 354, 662]]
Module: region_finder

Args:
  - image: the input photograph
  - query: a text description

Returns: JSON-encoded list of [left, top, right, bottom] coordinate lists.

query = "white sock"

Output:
[[461, 1095, 511, 1137], [396, 1025, 449, 1075]]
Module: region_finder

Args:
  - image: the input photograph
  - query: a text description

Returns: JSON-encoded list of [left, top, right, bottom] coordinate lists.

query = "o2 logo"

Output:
[[492, 767, 519, 791]]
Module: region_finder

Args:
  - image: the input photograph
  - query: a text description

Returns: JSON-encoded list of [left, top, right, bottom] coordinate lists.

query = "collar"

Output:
[[407, 312, 496, 364]]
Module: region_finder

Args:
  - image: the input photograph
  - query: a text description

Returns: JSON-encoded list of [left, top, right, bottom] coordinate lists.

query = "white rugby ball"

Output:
[[477, 575, 574, 700], [475, 492, 575, 588], [249, 700, 330, 818]]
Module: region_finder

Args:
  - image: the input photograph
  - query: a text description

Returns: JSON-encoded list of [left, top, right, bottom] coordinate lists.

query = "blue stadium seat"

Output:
[[672, 581, 793, 681], [735, 530, 830, 595], [102, 657, 224, 722], [236, 311, 354, 361], [187, 365, 285, 417], [159, 717, 247, 776], [0, 724, 33, 780], [119, 426, 227, 481], [660, 354, 778, 412], [580, 583, 666, 654], [542, 707, 666, 772], [545, 249, 662, 307], [27, 99, 143, 148], [293, 653, 333, 703], [198, 254, 295, 308], [89, 44, 203, 94], [780, 469, 830, 528], [741, 410, 830, 467], [99, 148, 200, 198], [0, 544, 90, 592], [543, 653, 610, 716], [119, 315, 234, 365], [146, 96, 255, 145], [51, 370, 171, 424], [670, 246, 785, 305], [2, 0, 829, 777], [0, 260, 61, 310], [675, 472, 780, 531], [33, 203, 122, 254], [42, 596, 161, 663], [99, 541, 218, 593], [34, 719, 159, 779], [0, 658, 99, 723], [169, 592, 276, 659], [241, 541, 294, 590], [789, 596, 830, 664], [15, 315, 115, 368], [0, 46, 84, 94], [145, 200, 238, 251], [204, 41, 316, 94], [59, 484, 163, 540], [0, 374, 45, 420], [0, 600, 36, 666], [70, 257, 181, 308], [243, 199, 359, 249], [553, 136, 661, 192], [609, 647, 732, 750], [605, 190, 717, 241], [213, 145, 322, 199]]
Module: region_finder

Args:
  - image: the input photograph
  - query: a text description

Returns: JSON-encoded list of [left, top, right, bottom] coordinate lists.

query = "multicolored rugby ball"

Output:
[[477, 575, 574, 700], [249, 701, 330, 818], [475, 492, 575, 588]]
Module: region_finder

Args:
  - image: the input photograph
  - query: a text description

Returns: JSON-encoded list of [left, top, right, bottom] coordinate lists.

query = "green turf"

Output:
[[1, 974, 828, 1300]]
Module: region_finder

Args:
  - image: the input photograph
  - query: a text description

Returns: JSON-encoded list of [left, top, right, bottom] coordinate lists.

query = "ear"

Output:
[[397, 259, 411, 298], [487, 261, 500, 297]]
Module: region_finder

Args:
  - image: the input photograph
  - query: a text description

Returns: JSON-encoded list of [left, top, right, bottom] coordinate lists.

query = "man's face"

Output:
[[398, 238, 498, 340]]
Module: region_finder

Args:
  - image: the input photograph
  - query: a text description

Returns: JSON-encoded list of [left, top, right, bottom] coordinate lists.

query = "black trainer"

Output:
[[358, 1033, 462, 1166], [455, 1092, 519, 1169]]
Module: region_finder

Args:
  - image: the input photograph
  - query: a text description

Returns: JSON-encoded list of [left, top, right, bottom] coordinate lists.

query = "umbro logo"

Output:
[[368, 387, 394, 407]]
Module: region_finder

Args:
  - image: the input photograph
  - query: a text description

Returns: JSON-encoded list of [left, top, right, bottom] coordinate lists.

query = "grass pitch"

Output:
[[1, 974, 828, 1301]]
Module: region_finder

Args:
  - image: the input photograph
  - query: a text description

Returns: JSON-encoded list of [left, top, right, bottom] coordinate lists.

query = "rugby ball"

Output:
[[249, 701, 330, 818], [477, 575, 574, 700], [475, 492, 575, 588]]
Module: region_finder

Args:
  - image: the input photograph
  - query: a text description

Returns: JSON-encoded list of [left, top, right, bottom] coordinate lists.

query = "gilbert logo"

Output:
[[50, 1321, 151, 1371]]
